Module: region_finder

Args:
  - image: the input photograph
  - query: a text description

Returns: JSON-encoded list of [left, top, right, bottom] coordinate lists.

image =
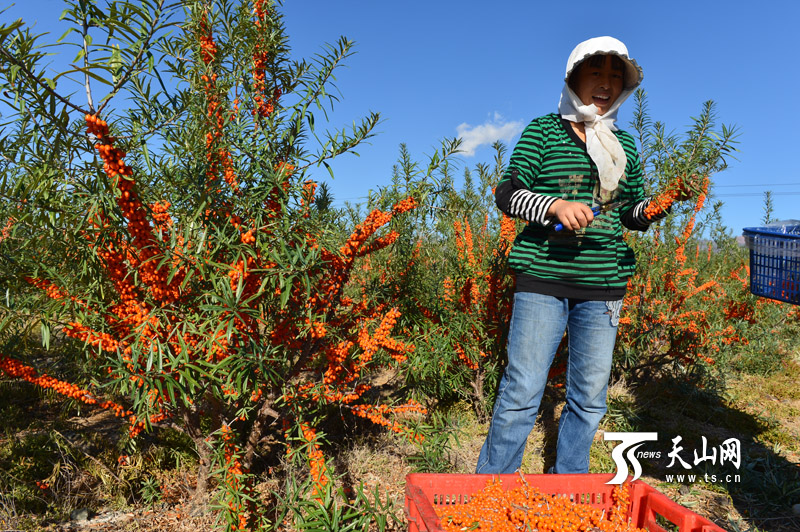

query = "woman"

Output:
[[476, 36, 678, 475]]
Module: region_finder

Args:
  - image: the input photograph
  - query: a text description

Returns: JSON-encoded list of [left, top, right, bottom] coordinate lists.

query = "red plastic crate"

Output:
[[405, 473, 726, 532]]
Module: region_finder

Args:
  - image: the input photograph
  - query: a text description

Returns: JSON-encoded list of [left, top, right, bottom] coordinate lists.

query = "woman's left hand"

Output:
[[675, 174, 699, 201], [675, 187, 694, 201]]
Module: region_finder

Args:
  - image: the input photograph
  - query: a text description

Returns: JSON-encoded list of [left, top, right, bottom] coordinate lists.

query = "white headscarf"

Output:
[[558, 37, 643, 192]]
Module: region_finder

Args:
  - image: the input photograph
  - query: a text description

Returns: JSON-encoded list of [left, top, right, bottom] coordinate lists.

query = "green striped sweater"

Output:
[[495, 113, 664, 299]]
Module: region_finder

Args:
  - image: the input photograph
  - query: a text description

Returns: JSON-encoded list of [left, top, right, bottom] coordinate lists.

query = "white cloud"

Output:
[[455, 113, 524, 157]]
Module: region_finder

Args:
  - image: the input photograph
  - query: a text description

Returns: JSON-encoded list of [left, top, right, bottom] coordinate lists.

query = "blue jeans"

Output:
[[476, 292, 621, 474]]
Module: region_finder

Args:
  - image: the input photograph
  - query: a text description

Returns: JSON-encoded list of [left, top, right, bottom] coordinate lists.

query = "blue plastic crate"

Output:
[[742, 223, 800, 305]]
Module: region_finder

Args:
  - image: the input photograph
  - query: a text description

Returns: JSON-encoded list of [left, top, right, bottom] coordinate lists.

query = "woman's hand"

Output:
[[547, 199, 594, 231], [675, 174, 699, 201], [675, 184, 695, 202]]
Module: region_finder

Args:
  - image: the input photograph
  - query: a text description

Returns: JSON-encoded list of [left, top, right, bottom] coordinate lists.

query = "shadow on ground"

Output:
[[535, 374, 800, 532]]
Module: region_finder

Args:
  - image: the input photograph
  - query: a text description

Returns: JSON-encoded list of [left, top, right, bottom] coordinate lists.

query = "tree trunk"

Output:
[[191, 434, 213, 510], [182, 406, 216, 511], [243, 392, 281, 471]]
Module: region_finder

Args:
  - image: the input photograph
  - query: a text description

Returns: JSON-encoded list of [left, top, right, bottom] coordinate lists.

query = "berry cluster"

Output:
[[300, 424, 328, 498], [86, 114, 184, 304], [438, 214, 515, 379], [437, 478, 646, 532], [196, 15, 240, 194], [0, 354, 143, 436], [220, 423, 255, 531], [251, 0, 279, 120], [619, 175, 745, 368]]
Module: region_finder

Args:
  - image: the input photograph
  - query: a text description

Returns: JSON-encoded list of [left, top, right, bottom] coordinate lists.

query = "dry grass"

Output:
[[341, 435, 414, 515], [725, 358, 800, 457]]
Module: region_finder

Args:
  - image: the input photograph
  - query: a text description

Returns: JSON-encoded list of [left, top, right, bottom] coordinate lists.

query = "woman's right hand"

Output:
[[547, 199, 595, 231]]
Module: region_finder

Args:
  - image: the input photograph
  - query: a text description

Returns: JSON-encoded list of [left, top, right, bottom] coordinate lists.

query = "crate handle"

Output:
[[637, 489, 726, 532], [406, 484, 441, 532]]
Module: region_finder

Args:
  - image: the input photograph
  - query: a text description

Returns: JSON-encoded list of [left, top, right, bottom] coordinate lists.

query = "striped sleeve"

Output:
[[621, 198, 670, 231], [496, 171, 559, 225], [494, 119, 558, 226]]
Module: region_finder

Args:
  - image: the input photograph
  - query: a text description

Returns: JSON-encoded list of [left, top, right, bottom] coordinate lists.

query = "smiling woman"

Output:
[[476, 36, 695, 477], [569, 54, 625, 117]]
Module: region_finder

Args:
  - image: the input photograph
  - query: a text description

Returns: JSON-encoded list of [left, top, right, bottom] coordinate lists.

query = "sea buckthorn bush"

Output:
[[0, 1, 429, 528], [615, 92, 800, 384], [339, 143, 518, 420]]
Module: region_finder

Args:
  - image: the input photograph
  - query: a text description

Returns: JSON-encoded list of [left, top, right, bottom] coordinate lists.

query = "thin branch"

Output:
[[20, 93, 57, 154], [82, 15, 95, 113], [1, 84, 94, 152], [686, 105, 712, 167], [305, 38, 352, 112], [96, 0, 167, 116], [0, 44, 89, 116], [0, 191, 68, 215], [299, 113, 380, 172], [114, 107, 184, 140], [654, 130, 679, 176], [52, 429, 123, 483]]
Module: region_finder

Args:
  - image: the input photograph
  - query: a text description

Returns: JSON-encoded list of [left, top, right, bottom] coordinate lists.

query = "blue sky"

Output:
[[4, 0, 800, 235], [278, 0, 800, 236]]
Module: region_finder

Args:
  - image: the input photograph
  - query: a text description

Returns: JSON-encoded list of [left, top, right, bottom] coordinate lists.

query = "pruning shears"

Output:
[[553, 200, 629, 232]]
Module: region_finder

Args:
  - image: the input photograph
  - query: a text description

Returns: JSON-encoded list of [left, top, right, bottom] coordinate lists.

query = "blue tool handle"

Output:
[[553, 205, 601, 232]]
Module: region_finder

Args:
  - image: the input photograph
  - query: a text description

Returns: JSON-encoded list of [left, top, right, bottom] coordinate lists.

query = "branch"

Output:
[[685, 102, 713, 167], [300, 111, 380, 172], [0, 44, 89, 116], [305, 37, 353, 114], [114, 110, 184, 141], [96, 0, 168, 116], [82, 15, 94, 113], [242, 391, 281, 470]]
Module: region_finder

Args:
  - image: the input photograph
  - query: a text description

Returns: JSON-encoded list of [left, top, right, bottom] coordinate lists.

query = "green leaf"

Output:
[[41, 321, 50, 349], [58, 65, 112, 86], [0, 19, 24, 43], [280, 280, 291, 308], [110, 45, 123, 84], [0, 312, 15, 337], [179, 368, 199, 390], [57, 27, 75, 43]]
